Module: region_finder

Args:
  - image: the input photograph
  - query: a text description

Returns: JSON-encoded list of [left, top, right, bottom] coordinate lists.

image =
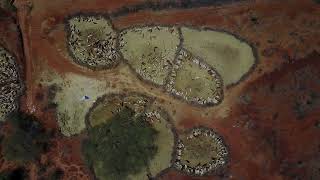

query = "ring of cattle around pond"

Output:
[[85, 93, 229, 178], [0, 13, 258, 179], [0, 46, 22, 122], [66, 14, 256, 106], [174, 127, 229, 176], [86, 93, 177, 179], [65, 14, 246, 178]]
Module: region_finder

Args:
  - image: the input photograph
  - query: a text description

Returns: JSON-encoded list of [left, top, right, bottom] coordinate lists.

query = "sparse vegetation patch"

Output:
[[48, 73, 109, 136]]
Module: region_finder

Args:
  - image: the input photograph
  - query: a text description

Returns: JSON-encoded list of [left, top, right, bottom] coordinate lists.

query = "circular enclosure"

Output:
[[166, 49, 224, 106], [66, 14, 121, 70], [174, 127, 229, 176], [84, 93, 177, 180], [0, 46, 22, 121]]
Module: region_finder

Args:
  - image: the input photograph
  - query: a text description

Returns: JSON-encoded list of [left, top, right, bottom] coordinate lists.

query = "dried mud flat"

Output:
[[0, 0, 319, 180]]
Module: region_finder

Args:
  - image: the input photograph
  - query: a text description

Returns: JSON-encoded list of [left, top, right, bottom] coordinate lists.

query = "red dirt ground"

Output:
[[0, 0, 319, 179]]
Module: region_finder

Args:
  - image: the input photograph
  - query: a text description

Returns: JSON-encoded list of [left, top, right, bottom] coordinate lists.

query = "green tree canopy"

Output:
[[1, 112, 49, 164], [82, 107, 158, 180]]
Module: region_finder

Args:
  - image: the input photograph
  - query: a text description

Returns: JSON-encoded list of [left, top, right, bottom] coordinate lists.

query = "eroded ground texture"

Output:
[[0, 0, 320, 179]]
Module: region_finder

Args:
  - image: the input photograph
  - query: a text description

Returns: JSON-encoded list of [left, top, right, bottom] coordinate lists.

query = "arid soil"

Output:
[[0, 0, 319, 179]]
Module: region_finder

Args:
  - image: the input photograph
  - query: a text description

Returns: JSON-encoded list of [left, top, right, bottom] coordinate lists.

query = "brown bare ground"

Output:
[[0, 0, 318, 179]]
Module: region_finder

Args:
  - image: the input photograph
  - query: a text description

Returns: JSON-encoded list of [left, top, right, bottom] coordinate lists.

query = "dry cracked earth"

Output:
[[0, 0, 320, 180]]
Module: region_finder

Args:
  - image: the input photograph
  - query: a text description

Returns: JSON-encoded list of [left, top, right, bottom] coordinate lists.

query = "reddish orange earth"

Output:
[[0, 0, 320, 180]]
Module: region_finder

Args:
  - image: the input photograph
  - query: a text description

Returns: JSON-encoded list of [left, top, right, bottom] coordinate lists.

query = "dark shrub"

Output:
[[82, 107, 158, 180], [1, 112, 49, 164]]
